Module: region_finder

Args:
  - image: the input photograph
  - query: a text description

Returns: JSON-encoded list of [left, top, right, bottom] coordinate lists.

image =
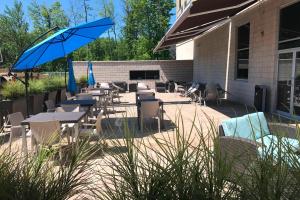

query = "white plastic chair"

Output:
[[140, 101, 161, 133], [79, 110, 103, 140], [30, 121, 63, 159], [137, 82, 149, 91], [45, 100, 55, 112], [7, 112, 30, 149]]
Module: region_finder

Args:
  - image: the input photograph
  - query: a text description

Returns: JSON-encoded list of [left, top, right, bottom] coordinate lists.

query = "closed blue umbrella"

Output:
[[67, 58, 77, 93], [88, 61, 95, 87]]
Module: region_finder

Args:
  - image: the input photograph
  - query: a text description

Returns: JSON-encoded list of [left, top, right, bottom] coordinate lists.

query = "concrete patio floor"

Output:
[[1, 91, 258, 153]]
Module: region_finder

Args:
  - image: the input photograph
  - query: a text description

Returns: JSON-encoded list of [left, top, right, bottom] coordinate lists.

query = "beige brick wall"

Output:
[[193, 0, 297, 112], [73, 60, 193, 89], [176, 41, 194, 60]]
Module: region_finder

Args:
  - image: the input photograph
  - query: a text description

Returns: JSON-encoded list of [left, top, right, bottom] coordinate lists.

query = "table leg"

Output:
[[21, 125, 28, 154]]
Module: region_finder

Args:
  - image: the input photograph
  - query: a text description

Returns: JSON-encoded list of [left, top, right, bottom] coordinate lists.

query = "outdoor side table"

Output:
[[21, 112, 87, 154]]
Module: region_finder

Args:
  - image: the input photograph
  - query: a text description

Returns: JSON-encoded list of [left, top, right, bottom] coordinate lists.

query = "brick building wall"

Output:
[[73, 60, 193, 89], [193, 0, 297, 112]]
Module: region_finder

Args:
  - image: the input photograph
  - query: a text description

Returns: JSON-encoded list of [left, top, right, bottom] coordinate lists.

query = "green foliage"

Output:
[[0, 141, 97, 199], [29, 79, 45, 94], [43, 76, 65, 91], [123, 0, 174, 60], [77, 75, 88, 86], [0, 0, 30, 68], [94, 112, 300, 199], [28, 0, 69, 35], [1, 80, 25, 99]]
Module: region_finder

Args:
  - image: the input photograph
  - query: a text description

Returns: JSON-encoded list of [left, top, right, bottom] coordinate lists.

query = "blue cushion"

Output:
[[256, 135, 300, 163], [221, 112, 270, 140]]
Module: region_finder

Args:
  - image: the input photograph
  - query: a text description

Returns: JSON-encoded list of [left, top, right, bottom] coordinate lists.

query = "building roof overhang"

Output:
[[154, 0, 258, 52]]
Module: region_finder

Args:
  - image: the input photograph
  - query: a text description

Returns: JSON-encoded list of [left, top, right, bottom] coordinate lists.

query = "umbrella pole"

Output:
[[25, 71, 29, 118], [65, 57, 67, 89]]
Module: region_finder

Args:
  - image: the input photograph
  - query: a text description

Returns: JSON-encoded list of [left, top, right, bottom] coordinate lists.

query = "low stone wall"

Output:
[[73, 60, 193, 89]]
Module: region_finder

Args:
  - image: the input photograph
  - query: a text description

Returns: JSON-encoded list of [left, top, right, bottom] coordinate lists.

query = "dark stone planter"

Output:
[[29, 94, 45, 115], [47, 91, 57, 103]]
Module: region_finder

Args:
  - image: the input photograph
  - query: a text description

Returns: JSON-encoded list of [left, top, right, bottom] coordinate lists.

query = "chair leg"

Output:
[[8, 134, 12, 151], [157, 117, 161, 133], [140, 117, 143, 134]]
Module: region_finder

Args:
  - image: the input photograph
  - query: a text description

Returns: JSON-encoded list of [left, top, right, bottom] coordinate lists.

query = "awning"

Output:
[[154, 0, 257, 52]]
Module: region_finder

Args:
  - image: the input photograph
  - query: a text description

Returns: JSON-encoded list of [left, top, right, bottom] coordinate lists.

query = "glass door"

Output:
[[277, 52, 293, 114], [277, 51, 300, 117]]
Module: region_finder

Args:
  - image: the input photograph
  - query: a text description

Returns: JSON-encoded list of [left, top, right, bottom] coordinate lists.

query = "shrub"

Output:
[[29, 79, 45, 94], [0, 141, 98, 199], [43, 76, 65, 91], [77, 75, 87, 86], [1, 80, 25, 99]]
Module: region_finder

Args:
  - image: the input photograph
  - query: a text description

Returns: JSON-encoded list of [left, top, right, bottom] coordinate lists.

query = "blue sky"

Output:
[[0, 0, 176, 35]]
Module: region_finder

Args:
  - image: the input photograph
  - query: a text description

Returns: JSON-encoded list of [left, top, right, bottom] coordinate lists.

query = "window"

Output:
[[129, 70, 160, 80], [236, 23, 250, 79], [279, 2, 300, 50]]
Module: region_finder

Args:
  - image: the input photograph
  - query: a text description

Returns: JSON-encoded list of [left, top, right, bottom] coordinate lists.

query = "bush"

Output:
[[77, 75, 87, 86], [44, 76, 65, 91], [93, 112, 300, 199], [0, 141, 98, 199], [29, 79, 45, 94], [1, 81, 25, 99]]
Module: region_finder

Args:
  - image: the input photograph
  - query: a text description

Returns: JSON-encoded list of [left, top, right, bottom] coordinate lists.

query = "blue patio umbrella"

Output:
[[9, 17, 113, 116], [67, 58, 77, 93], [88, 61, 95, 87], [12, 17, 114, 71]]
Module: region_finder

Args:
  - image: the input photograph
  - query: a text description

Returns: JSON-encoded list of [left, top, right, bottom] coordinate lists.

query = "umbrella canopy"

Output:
[[67, 58, 77, 93], [12, 17, 114, 71]]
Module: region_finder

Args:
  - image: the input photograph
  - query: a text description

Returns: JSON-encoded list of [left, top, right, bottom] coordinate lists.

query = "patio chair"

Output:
[[187, 83, 200, 102], [30, 120, 63, 160], [174, 82, 185, 94], [218, 112, 300, 175], [45, 100, 55, 112], [78, 110, 103, 140], [201, 83, 220, 106], [61, 104, 80, 112], [7, 112, 30, 149], [100, 82, 110, 90], [66, 92, 75, 100], [140, 100, 162, 133], [137, 82, 149, 91], [76, 93, 93, 100]]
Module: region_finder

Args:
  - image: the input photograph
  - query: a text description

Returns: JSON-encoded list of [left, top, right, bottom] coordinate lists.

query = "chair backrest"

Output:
[[137, 82, 148, 90], [61, 104, 80, 112], [100, 82, 110, 89], [66, 92, 72, 99], [140, 100, 160, 118], [95, 110, 103, 134], [8, 112, 24, 126], [77, 93, 93, 100], [55, 107, 65, 112], [221, 112, 271, 140], [45, 100, 55, 110], [30, 121, 61, 145], [138, 93, 155, 101]]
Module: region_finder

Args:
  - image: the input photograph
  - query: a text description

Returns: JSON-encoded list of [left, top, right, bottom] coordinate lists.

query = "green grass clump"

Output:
[[43, 76, 65, 91], [77, 75, 87, 86], [29, 79, 45, 94], [0, 141, 98, 200], [1, 81, 25, 99]]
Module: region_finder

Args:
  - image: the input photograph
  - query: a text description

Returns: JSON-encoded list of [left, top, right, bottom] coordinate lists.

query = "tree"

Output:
[[0, 0, 30, 68], [122, 0, 174, 60], [29, 0, 69, 35]]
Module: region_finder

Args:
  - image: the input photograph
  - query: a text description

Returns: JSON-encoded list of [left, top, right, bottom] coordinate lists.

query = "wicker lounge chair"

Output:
[[140, 100, 162, 133], [218, 112, 299, 175]]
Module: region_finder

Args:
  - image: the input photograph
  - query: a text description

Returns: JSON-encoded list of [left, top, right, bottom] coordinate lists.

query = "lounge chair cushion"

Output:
[[256, 135, 300, 163], [221, 112, 270, 140]]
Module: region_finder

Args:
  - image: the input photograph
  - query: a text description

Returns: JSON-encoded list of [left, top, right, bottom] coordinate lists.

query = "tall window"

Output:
[[130, 70, 160, 80], [279, 2, 300, 50], [236, 23, 250, 79]]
